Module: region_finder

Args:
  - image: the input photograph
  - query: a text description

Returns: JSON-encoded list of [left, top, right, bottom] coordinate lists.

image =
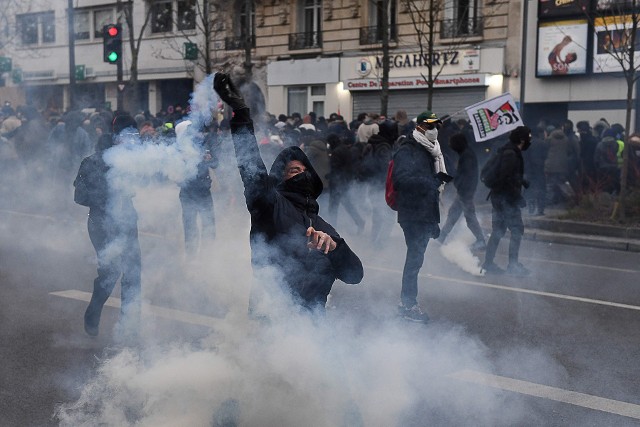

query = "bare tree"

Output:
[[118, 0, 153, 113], [585, 0, 640, 220], [151, 0, 222, 76], [402, 0, 504, 111]]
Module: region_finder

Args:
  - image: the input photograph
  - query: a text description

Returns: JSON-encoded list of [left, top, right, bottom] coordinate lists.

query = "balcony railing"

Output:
[[440, 16, 483, 39], [359, 25, 397, 45], [288, 31, 322, 50], [224, 34, 256, 50]]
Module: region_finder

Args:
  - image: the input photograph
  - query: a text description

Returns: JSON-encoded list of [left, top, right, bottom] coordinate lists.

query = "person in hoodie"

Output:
[[437, 132, 486, 250], [73, 113, 141, 337], [481, 126, 532, 277], [213, 73, 363, 314]]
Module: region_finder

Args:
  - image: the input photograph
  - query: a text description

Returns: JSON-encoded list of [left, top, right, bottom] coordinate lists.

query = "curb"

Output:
[[524, 228, 640, 252], [525, 217, 640, 240]]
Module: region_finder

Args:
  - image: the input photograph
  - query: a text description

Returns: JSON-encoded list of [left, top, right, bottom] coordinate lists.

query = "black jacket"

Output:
[[392, 133, 441, 224], [491, 142, 526, 205], [230, 110, 363, 309], [453, 146, 479, 200]]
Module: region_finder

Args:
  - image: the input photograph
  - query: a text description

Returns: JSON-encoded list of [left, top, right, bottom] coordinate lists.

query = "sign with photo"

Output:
[[538, 0, 590, 18], [536, 19, 588, 76], [595, 0, 633, 11], [593, 16, 640, 73]]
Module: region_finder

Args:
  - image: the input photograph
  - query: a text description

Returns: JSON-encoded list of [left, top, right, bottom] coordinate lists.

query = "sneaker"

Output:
[[481, 262, 505, 275], [398, 303, 430, 324], [506, 262, 530, 277], [470, 240, 486, 251]]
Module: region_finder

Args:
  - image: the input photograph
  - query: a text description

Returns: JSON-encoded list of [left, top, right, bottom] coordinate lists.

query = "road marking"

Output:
[[449, 369, 640, 420], [50, 290, 220, 328], [366, 265, 640, 312], [512, 255, 639, 274]]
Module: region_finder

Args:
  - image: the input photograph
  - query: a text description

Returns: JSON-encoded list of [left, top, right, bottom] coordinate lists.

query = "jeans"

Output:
[[484, 196, 524, 266], [399, 221, 438, 306]]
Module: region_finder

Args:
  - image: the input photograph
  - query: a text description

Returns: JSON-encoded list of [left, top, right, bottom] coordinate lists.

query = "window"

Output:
[[151, 0, 173, 33], [290, 0, 322, 49], [94, 9, 115, 38], [442, 0, 482, 38], [288, 86, 307, 116], [75, 11, 91, 40], [237, 0, 255, 39], [17, 12, 55, 45], [287, 85, 326, 115], [363, 0, 397, 43], [177, 0, 196, 31]]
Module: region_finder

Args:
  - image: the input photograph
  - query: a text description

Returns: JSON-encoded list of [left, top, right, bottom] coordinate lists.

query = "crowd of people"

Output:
[[2, 82, 640, 331]]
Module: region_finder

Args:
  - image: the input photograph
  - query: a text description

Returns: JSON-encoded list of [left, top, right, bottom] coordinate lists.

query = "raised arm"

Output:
[[214, 73, 274, 212]]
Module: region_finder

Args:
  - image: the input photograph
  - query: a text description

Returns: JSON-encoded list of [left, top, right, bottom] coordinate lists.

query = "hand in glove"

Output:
[[213, 73, 248, 112]]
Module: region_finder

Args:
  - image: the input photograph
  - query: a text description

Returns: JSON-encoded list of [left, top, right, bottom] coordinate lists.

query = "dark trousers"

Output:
[[484, 196, 524, 266], [328, 182, 364, 229], [87, 214, 142, 316], [180, 192, 216, 255], [368, 184, 394, 245], [399, 221, 435, 307], [439, 194, 485, 243]]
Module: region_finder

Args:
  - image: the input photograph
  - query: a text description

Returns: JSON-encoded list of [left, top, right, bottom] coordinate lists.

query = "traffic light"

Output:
[[103, 24, 122, 64]]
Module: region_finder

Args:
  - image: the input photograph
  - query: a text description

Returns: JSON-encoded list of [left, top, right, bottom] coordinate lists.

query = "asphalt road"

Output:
[[1, 205, 640, 426]]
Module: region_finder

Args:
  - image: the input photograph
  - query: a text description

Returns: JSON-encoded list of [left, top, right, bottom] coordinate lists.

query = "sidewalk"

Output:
[[522, 209, 640, 252]]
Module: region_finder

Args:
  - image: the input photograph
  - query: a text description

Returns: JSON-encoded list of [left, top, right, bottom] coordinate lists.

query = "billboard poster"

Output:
[[538, 0, 590, 18], [593, 16, 640, 73], [596, 0, 634, 11], [536, 20, 588, 76]]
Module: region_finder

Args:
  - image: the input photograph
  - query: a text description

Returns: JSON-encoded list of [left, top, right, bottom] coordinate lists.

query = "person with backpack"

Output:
[[437, 132, 486, 249], [73, 113, 142, 337], [391, 111, 450, 323], [481, 126, 532, 277]]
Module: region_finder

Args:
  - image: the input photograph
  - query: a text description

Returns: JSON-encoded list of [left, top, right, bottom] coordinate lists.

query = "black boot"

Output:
[[84, 290, 109, 337]]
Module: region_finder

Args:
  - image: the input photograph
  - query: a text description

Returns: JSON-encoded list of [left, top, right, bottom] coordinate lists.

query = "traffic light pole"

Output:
[[117, 53, 123, 112], [67, 0, 76, 110]]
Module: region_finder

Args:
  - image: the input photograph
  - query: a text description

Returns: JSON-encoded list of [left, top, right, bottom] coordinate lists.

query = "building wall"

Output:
[[235, 0, 521, 122]]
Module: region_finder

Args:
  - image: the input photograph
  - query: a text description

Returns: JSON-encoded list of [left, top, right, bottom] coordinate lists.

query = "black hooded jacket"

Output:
[[229, 110, 363, 309]]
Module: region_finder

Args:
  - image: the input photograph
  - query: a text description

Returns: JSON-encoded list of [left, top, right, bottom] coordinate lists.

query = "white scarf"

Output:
[[413, 129, 447, 175]]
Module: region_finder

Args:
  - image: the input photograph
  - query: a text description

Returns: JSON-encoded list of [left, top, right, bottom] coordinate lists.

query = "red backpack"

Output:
[[385, 159, 397, 210]]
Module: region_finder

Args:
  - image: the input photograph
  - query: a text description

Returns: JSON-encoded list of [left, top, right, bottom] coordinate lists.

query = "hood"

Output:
[[269, 146, 323, 198], [378, 119, 398, 142]]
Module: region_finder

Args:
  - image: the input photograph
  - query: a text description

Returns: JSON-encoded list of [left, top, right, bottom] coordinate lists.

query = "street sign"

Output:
[[0, 57, 12, 73], [118, 84, 125, 91], [11, 68, 22, 84], [75, 64, 86, 81], [184, 42, 198, 60]]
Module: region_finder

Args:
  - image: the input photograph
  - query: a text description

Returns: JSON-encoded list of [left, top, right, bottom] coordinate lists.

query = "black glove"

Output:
[[213, 73, 248, 112]]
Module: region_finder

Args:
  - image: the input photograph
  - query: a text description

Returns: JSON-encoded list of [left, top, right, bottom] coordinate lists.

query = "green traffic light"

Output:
[[108, 51, 119, 62]]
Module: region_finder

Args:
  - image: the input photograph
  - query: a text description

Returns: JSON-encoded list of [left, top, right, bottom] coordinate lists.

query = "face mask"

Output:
[[281, 170, 314, 196], [522, 139, 532, 151], [425, 128, 439, 142]]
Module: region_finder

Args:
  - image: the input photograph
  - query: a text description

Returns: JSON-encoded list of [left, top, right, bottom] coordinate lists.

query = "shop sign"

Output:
[[345, 73, 489, 91]]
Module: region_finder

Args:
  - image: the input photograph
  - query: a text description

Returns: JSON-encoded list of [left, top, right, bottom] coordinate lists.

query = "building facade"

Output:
[[215, 0, 522, 122], [0, 0, 204, 114]]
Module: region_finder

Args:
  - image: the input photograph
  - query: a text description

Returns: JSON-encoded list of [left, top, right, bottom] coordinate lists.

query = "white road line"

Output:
[[50, 290, 220, 328], [449, 369, 640, 420], [512, 255, 639, 274], [366, 265, 640, 312]]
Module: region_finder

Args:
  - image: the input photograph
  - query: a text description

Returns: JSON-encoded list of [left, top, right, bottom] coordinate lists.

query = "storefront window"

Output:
[[288, 86, 308, 116]]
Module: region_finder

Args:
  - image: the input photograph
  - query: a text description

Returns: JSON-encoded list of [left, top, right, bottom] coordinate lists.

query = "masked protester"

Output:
[[482, 126, 532, 277], [213, 73, 363, 314], [73, 113, 142, 337], [392, 110, 451, 324]]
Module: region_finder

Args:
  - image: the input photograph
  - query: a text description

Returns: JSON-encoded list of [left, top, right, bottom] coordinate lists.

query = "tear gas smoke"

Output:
[[439, 228, 484, 276]]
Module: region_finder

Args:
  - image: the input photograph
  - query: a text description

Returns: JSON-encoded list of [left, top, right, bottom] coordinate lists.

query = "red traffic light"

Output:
[[107, 26, 119, 37]]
